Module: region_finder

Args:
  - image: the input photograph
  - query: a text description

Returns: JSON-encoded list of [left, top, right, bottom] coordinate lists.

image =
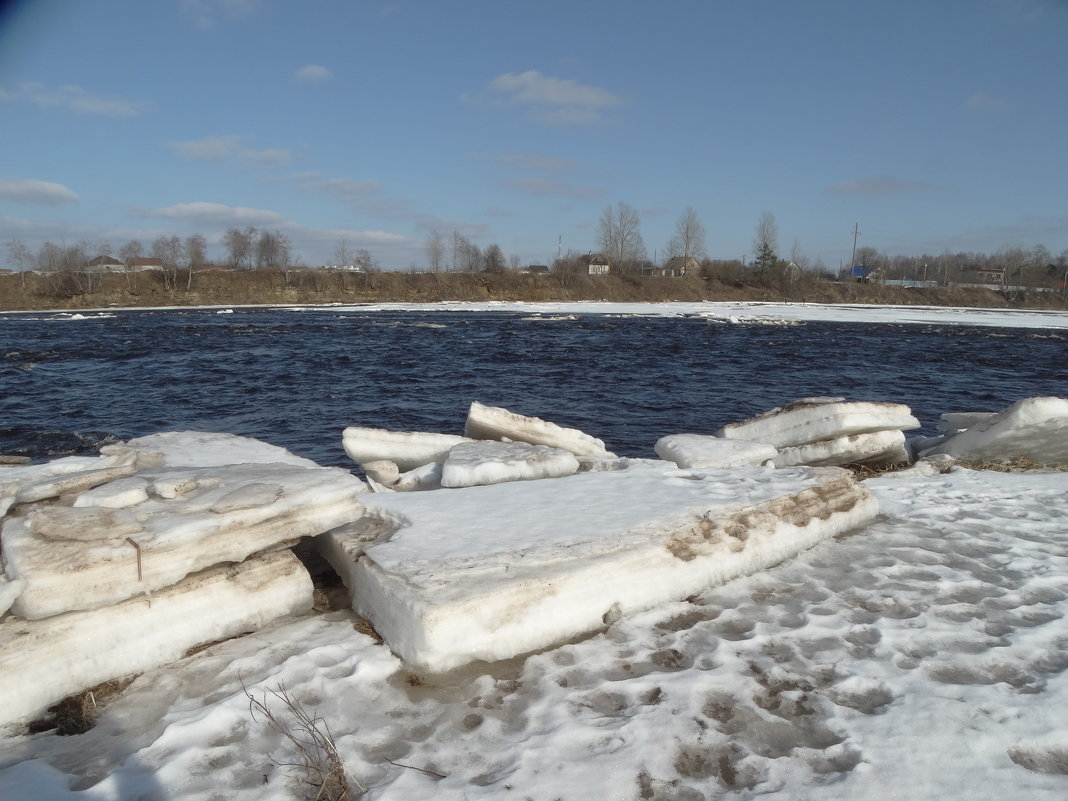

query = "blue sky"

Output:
[[1, 0, 1066, 270]]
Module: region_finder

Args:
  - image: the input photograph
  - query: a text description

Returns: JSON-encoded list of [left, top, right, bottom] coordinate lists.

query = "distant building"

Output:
[[127, 257, 163, 272], [521, 264, 550, 275], [976, 267, 1005, 283], [85, 255, 125, 274], [663, 256, 699, 277], [580, 253, 611, 275]]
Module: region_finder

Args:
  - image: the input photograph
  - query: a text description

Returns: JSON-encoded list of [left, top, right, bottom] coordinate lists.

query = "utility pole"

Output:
[[850, 223, 859, 269]]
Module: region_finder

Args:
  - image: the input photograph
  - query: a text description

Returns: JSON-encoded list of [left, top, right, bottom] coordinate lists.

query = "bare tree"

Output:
[[598, 202, 646, 272], [334, 238, 352, 267], [509, 253, 520, 271], [6, 239, 33, 289], [752, 211, 779, 280], [183, 234, 207, 290], [666, 207, 706, 261], [425, 230, 445, 273], [483, 243, 506, 273], [223, 228, 252, 270], [451, 232, 481, 272], [118, 240, 143, 291], [352, 248, 377, 272], [152, 235, 182, 289]]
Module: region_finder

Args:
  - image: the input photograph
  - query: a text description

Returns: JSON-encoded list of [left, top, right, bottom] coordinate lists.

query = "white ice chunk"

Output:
[[3, 462, 365, 620], [654, 434, 777, 469], [392, 461, 443, 492], [360, 459, 400, 487], [0, 456, 138, 508], [72, 476, 150, 508], [325, 466, 877, 672], [464, 401, 615, 458], [928, 397, 1068, 465], [440, 441, 579, 488], [717, 399, 920, 448], [342, 427, 471, 472], [937, 411, 997, 432], [100, 431, 322, 470], [775, 429, 910, 468], [577, 456, 669, 473], [0, 549, 312, 731], [0, 576, 22, 617]]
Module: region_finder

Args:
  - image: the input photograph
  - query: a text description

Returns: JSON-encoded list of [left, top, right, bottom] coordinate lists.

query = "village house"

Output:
[[580, 253, 611, 275]]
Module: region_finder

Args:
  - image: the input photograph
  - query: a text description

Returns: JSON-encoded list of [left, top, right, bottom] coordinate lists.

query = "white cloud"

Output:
[[489, 153, 579, 171], [293, 64, 333, 83], [964, 92, 1011, 112], [12, 81, 149, 117], [181, 0, 261, 27], [168, 135, 241, 160], [825, 176, 938, 196], [0, 178, 80, 205], [505, 177, 599, 199], [169, 136, 291, 165], [145, 202, 290, 227], [477, 70, 622, 125]]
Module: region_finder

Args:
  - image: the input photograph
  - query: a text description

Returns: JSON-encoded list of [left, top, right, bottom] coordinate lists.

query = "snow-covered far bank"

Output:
[[4, 300, 1068, 330]]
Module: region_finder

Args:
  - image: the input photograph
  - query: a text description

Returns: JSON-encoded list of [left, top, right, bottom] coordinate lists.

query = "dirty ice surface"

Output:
[[2, 466, 1067, 800]]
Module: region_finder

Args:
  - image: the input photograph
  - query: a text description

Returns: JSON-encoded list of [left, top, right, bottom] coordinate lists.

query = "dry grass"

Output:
[[27, 676, 137, 736], [247, 683, 361, 800], [954, 456, 1068, 472]]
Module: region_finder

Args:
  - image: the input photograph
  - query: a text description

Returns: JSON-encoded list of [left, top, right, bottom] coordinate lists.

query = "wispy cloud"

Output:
[[144, 201, 290, 227], [963, 92, 1011, 112], [472, 70, 623, 125], [293, 64, 333, 83], [487, 153, 579, 170], [505, 177, 599, 199], [0, 178, 80, 205], [168, 135, 292, 165], [181, 0, 261, 28], [291, 172, 381, 202], [825, 175, 938, 196], [7, 81, 149, 117]]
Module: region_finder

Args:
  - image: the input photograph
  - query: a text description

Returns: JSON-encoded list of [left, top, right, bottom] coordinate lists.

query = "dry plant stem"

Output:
[[246, 682, 362, 800]]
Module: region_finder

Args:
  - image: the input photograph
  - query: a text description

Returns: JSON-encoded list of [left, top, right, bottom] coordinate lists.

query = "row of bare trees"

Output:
[[423, 231, 517, 274]]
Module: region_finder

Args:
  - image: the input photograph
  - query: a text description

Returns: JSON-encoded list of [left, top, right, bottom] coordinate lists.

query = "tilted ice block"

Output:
[[0, 549, 312, 731], [325, 466, 878, 672], [464, 401, 615, 458], [100, 431, 323, 470], [342, 427, 472, 472], [3, 462, 365, 620], [928, 397, 1068, 465], [654, 434, 777, 469], [717, 399, 920, 448], [441, 441, 580, 488], [0, 455, 139, 509], [774, 429, 910, 468]]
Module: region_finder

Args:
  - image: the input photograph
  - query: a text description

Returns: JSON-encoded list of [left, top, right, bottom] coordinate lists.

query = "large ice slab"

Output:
[[3, 462, 365, 620], [464, 401, 615, 458], [0, 456, 138, 512], [775, 429, 910, 468], [325, 466, 878, 672], [928, 397, 1068, 465], [717, 398, 920, 447], [100, 431, 323, 470], [654, 434, 777, 469], [342, 427, 471, 472], [0, 549, 311, 731], [440, 441, 579, 488]]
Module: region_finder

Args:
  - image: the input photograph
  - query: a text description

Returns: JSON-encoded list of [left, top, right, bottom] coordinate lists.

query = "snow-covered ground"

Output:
[[1, 463, 1066, 800]]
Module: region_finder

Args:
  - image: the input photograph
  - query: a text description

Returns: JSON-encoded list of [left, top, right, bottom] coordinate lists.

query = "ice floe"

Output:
[[928, 396, 1068, 465], [654, 434, 777, 468], [342, 427, 471, 472], [774, 428, 910, 468], [717, 397, 921, 448], [323, 465, 877, 672], [0, 549, 311, 730], [440, 440, 579, 488], [464, 400, 615, 459]]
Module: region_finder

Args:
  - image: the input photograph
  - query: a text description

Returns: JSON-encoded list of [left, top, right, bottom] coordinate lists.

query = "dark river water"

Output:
[[1, 307, 1065, 467]]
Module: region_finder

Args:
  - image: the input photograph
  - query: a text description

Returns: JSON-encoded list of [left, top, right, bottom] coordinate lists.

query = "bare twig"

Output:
[[125, 536, 142, 581]]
